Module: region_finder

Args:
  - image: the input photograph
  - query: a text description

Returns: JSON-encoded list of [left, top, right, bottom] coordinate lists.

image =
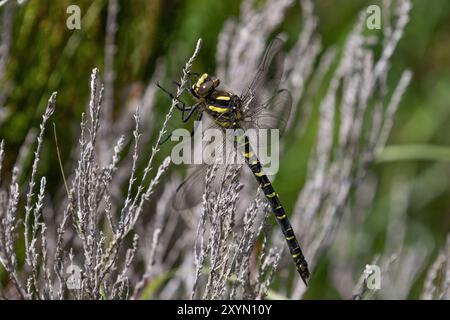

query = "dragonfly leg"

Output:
[[182, 102, 200, 122], [156, 82, 190, 112], [181, 67, 199, 80], [159, 103, 202, 145], [190, 111, 203, 137], [159, 131, 173, 145]]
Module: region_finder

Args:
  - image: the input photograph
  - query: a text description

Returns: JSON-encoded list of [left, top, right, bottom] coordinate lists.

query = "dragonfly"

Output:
[[158, 38, 310, 285]]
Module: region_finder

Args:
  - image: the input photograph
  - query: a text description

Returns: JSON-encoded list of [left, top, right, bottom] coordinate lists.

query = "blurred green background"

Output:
[[0, 0, 449, 299]]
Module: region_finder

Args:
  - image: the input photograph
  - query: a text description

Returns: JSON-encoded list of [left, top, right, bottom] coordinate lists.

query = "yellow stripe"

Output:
[[277, 214, 286, 220], [292, 253, 300, 258], [255, 171, 264, 177], [196, 73, 208, 88], [215, 121, 231, 127], [275, 205, 282, 210], [267, 192, 276, 198], [243, 151, 253, 158], [286, 236, 295, 241], [208, 105, 228, 113], [216, 95, 230, 100], [262, 183, 271, 188]]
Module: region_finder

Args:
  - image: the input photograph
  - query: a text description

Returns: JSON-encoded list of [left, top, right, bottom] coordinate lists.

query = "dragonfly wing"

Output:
[[240, 38, 285, 112], [241, 89, 293, 136], [173, 119, 238, 211], [173, 165, 206, 211], [173, 162, 238, 211]]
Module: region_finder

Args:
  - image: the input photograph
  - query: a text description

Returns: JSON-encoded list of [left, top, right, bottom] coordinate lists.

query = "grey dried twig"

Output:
[[0, 39, 202, 299]]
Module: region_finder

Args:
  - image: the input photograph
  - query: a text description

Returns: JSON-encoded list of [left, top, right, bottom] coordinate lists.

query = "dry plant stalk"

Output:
[[0, 38, 202, 299]]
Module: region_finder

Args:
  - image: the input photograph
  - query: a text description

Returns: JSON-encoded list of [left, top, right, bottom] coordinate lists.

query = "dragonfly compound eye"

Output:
[[197, 82, 213, 97]]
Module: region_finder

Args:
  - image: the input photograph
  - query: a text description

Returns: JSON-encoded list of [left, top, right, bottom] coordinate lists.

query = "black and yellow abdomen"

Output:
[[235, 134, 310, 284]]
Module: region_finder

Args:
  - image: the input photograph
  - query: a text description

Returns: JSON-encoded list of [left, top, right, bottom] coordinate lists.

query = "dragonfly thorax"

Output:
[[190, 73, 242, 128], [204, 90, 243, 128]]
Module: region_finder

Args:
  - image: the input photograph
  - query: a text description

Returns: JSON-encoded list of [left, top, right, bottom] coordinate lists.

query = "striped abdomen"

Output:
[[236, 134, 310, 285]]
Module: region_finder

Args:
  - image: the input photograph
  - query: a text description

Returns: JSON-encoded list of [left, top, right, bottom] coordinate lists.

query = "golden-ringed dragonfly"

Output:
[[158, 38, 310, 285]]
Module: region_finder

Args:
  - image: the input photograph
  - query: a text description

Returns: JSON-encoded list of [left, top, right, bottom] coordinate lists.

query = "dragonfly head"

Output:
[[191, 73, 220, 98]]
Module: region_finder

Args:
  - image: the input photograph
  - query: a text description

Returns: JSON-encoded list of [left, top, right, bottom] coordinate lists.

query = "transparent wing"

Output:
[[173, 163, 241, 211], [173, 110, 290, 211], [240, 37, 285, 113], [173, 165, 206, 211], [172, 124, 239, 211], [240, 89, 292, 136]]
